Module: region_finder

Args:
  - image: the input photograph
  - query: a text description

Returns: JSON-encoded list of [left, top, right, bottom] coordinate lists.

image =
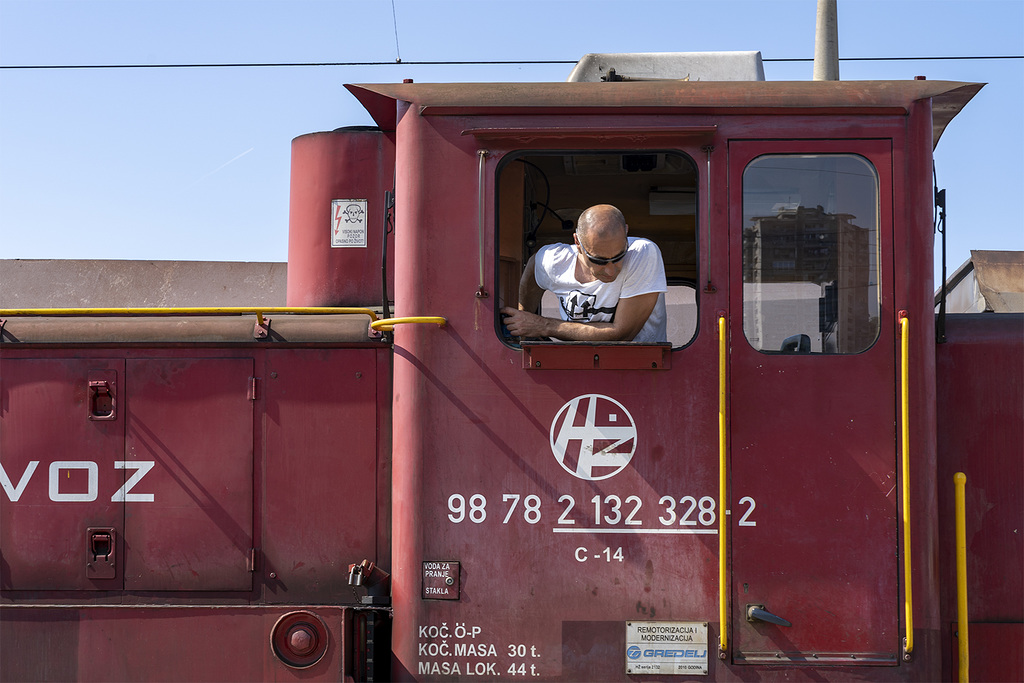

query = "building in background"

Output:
[[0, 260, 286, 308], [936, 250, 1024, 314]]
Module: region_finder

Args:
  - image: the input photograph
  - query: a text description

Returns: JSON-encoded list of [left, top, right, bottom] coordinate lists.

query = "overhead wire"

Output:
[[1, 55, 1021, 70], [390, 0, 402, 64]]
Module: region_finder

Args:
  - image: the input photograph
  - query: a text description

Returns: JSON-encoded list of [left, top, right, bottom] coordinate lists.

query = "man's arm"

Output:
[[517, 254, 544, 314], [501, 291, 659, 341]]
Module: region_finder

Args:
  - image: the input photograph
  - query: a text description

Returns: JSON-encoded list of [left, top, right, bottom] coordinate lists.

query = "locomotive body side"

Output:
[[2, 74, 1010, 683], [936, 312, 1024, 683], [0, 329, 393, 677]]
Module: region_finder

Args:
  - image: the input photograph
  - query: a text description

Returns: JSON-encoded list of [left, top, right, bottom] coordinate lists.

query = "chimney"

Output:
[[813, 0, 840, 81]]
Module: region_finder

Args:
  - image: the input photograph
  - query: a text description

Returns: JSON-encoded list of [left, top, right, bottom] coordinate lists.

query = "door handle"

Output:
[[86, 527, 116, 580], [88, 379, 116, 420], [746, 604, 792, 627]]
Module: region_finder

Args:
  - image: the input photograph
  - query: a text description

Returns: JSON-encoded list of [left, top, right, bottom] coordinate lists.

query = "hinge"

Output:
[[249, 377, 258, 401]]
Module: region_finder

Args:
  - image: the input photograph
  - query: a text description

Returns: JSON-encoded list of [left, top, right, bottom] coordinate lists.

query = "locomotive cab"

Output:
[[347, 76, 982, 681]]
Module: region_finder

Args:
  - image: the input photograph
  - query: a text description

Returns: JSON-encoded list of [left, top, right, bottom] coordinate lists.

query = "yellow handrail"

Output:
[[955, 472, 969, 683], [718, 315, 728, 657], [0, 306, 378, 321], [370, 316, 447, 332], [900, 314, 914, 658]]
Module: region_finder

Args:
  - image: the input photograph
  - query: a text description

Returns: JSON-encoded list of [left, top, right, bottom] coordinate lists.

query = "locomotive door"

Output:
[[727, 140, 900, 663], [0, 358, 124, 591]]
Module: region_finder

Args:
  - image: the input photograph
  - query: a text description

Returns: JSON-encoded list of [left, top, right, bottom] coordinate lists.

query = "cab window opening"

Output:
[[496, 151, 700, 348]]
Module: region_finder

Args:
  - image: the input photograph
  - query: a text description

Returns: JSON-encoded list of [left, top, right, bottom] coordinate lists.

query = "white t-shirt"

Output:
[[534, 237, 668, 343]]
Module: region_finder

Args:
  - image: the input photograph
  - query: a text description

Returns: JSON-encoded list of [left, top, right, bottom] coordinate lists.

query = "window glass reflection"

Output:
[[742, 155, 880, 354]]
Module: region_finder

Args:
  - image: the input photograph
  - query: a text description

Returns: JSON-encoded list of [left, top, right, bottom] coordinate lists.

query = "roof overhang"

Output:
[[345, 80, 983, 149]]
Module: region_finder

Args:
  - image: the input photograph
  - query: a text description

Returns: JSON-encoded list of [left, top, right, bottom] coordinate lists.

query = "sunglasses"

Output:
[[578, 238, 628, 266]]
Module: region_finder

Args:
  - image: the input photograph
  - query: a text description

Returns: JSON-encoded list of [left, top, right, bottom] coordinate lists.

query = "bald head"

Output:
[[577, 204, 627, 242]]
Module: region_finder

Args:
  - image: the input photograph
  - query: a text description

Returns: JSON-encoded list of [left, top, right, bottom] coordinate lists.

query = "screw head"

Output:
[[289, 627, 315, 655]]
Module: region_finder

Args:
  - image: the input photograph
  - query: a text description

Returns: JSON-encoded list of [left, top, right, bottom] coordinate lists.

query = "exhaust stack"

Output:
[[813, 0, 840, 80]]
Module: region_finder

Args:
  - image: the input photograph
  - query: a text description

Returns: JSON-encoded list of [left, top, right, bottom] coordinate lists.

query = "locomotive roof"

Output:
[[346, 80, 982, 149]]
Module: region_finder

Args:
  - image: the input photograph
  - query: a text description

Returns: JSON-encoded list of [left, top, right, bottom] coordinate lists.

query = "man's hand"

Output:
[[500, 291, 657, 342], [501, 307, 551, 339]]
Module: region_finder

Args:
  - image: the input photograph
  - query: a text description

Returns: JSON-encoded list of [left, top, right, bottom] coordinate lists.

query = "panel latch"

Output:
[[87, 378, 116, 420], [86, 527, 116, 580]]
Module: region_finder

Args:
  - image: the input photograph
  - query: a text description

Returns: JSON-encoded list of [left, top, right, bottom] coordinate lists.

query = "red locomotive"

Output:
[[1, 52, 1021, 682]]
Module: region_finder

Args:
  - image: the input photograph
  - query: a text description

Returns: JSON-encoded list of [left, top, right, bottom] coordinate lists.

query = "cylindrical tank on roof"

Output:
[[287, 127, 395, 307]]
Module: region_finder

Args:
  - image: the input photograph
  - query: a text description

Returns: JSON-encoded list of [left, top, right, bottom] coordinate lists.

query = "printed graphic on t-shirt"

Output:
[[560, 290, 617, 322]]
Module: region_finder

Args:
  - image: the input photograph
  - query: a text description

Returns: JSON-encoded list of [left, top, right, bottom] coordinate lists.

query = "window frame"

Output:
[[737, 149, 885, 356], [493, 148, 702, 353]]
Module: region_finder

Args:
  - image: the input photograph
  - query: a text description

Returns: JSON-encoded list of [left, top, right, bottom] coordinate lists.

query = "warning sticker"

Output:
[[625, 621, 708, 676], [331, 199, 367, 248]]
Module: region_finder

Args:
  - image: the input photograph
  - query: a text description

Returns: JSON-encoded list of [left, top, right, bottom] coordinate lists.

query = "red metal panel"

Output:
[[0, 358, 123, 591], [522, 343, 671, 370], [937, 314, 1024, 682], [951, 622, 1024, 683], [123, 358, 253, 591], [0, 605, 352, 681], [387, 106, 726, 680], [728, 139, 899, 662], [262, 348, 381, 603]]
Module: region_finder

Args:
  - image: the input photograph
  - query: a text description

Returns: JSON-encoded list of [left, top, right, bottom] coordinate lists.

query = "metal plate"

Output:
[[0, 358, 123, 590], [522, 342, 671, 370], [124, 358, 253, 591], [262, 349, 380, 604], [422, 561, 459, 600], [626, 621, 709, 675]]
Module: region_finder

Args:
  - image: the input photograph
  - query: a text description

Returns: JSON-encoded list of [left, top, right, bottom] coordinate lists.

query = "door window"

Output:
[[742, 155, 879, 354]]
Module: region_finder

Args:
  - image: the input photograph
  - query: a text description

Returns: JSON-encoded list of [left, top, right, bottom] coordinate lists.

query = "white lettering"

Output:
[[454, 643, 496, 657], [417, 642, 450, 657], [49, 461, 97, 502], [0, 460, 38, 501], [111, 461, 155, 502], [2, 460, 157, 503], [423, 562, 450, 571], [417, 661, 460, 675], [465, 662, 497, 676]]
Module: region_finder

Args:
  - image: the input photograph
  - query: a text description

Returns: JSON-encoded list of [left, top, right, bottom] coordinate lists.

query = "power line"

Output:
[[767, 55, 1022, 62], [1, 55, 1021, 70], [390, 0, 402, 64], [2, 60, 577, 70]]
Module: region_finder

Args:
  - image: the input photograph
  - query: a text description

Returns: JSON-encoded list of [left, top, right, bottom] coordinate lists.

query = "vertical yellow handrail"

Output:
[[718, 315, 728, 657], [900, 313, 914, 658], [476, 149, 490, 299], [955, 472, 969, 682]]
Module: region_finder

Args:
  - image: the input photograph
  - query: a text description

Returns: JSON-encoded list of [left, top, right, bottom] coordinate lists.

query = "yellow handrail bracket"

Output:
[[370, 316, 447, 332]]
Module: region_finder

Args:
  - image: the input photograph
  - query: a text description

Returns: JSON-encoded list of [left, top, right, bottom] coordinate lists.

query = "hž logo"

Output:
[[549, 394, 636, 481]]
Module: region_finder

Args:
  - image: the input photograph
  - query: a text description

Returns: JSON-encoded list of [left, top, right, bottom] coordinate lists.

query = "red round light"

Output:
[[270, 611, 329, 668]]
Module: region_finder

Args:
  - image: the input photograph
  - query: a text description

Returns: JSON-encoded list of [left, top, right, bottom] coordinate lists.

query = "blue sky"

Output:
[[1, 0, 1021, 285]]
